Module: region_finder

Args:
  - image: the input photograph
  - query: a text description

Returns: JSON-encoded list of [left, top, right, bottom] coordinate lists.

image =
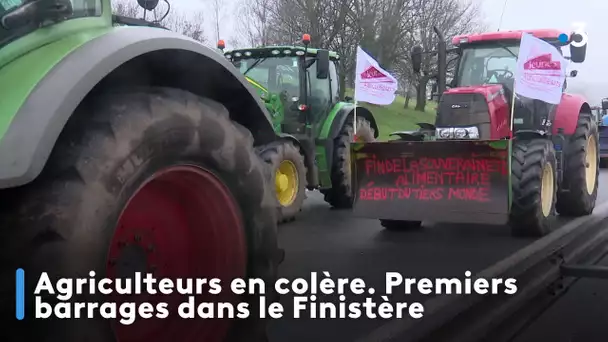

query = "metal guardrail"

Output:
[[358, 202, 608, 342]]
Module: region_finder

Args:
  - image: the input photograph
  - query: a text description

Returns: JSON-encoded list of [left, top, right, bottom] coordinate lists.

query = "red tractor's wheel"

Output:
[[108, 166, 245, 342], [509, 138, 557, 237], [0, 87, 279, 342], [556, 112, 599, 216]]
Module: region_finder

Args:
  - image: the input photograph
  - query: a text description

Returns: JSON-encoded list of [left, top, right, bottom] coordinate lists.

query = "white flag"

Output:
[[515, 33, 568, 104], [354, 46, 398, 105]]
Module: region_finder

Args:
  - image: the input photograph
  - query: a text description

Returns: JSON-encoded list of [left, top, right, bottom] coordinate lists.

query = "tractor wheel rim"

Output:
[[541, 162, 554, 217], [276, 160, 299, 206], [585, 135, 598, 195], [107, 165, 246, 342]]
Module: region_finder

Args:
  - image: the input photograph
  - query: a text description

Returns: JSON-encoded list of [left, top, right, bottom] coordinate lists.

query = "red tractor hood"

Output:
[[444, 84, 505, 100]]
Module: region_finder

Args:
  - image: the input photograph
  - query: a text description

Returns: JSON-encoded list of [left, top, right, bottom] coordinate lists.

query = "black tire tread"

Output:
[[556, 113, 599, 216], [510, 138, 557, 237], [260, 140, 307, 223], [0, 87, 279, 342], [324, 117, 375, 208]]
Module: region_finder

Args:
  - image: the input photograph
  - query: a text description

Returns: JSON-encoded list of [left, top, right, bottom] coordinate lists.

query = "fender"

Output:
[[553, 93, 591, 136], [327, 103, 379, 141], [0, 26, 276, 188], [315, 102, 379, 188]]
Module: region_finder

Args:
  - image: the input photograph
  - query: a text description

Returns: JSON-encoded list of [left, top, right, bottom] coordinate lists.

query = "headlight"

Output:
[[437, 128, 452, 139], [435, 126, 479, 139], [454, 128, 468, 139]]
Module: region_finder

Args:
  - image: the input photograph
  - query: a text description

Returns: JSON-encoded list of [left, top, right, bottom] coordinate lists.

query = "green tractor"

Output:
[[1, 0, 280, 340], [221, 35, 379, 223]]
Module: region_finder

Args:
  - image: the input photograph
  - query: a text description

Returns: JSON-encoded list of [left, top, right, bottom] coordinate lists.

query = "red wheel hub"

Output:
[[107, 165, 246, 342]]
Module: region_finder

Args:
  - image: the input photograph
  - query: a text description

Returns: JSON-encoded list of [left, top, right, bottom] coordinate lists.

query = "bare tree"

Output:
[[111, 0, 140, 17], [234, 0, 275, 47], [236, 0, 487, 105], [267, 0, 352, 48], [410, 0, 486, 110], [163, 11, 208, 44], [112, 0, 207, 44]]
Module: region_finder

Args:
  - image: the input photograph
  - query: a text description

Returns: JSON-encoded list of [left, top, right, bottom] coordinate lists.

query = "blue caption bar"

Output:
[[16, 268, 24, 320]]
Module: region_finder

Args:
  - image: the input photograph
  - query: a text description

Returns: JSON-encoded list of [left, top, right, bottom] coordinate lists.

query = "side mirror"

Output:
[[602, 99, 608, 111], [316, 49, 330, 79], [138, 0, 159, 10], [569, 33, 587, 63], [411, 45, 423, 74], [569, 70, 578, 77]]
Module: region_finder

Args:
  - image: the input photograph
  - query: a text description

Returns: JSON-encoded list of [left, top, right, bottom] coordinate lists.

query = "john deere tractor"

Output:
[[350, 27, 597, 237], [221, 35, 379, 223], [0, 0, 280, 340]]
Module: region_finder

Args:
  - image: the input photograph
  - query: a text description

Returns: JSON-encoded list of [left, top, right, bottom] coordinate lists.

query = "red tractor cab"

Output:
[[388, 27, 599, 235], [411, 28, 587, 141]]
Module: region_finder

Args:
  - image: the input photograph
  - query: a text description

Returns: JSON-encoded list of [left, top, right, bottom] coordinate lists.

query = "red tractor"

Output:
[[350, 28, 598, 237]]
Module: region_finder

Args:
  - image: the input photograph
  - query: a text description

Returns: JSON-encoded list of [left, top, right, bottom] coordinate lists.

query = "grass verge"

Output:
[[345, 89, 436, 141]]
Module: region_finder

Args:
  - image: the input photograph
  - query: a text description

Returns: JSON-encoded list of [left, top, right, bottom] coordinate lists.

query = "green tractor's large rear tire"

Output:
[[260, 140, 307, 223], [556, 112, 599, 216], [324, 117, 375, 209], [0, 87, 279, 342], [509, 138, 557, 237]]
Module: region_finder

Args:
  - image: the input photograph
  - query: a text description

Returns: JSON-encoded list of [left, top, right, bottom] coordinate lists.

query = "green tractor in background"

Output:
[[0, 0, 280, 340], [220, 35, 380, 222]]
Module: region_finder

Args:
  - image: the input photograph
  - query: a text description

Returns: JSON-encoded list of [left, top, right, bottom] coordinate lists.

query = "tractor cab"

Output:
[[222, 36, 339, 140], [1, 0, 169, 57], [0, 1, 102, 49], [411, 29, 587, 141]]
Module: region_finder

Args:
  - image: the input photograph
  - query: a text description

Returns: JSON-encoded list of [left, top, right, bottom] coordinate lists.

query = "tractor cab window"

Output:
[[457, 43, 519, 93], [306, 58, 331, 124], [329, 61, 339, 102], [0, 0, 101, 47], [238, 56, 300, 102]]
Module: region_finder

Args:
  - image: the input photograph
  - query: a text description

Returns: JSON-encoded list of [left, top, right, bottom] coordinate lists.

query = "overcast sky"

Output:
[[174, 0, 605, 104]]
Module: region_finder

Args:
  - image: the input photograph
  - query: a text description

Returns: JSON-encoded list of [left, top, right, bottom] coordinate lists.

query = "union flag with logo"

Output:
[[515, 33, 568, 104], [354, 46, 398, 105]]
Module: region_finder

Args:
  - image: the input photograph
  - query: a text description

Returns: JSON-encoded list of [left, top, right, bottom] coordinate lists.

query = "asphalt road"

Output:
[[268, 170, 608, 342]]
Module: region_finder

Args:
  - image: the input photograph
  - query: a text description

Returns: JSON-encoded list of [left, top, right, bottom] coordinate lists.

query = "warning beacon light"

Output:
[[217, 39, 225, 51], [302, 34, 311, 46]]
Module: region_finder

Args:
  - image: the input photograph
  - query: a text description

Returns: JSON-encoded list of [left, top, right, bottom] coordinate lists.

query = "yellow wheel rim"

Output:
[[585, 135, 598, 195], [541, 162, 554, 217], [275, 160, 299, 206]]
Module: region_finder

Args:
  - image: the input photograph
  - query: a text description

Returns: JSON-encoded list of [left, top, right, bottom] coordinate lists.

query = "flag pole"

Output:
[[353, 86, 358, 136], [509, 81, 516, 137]]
